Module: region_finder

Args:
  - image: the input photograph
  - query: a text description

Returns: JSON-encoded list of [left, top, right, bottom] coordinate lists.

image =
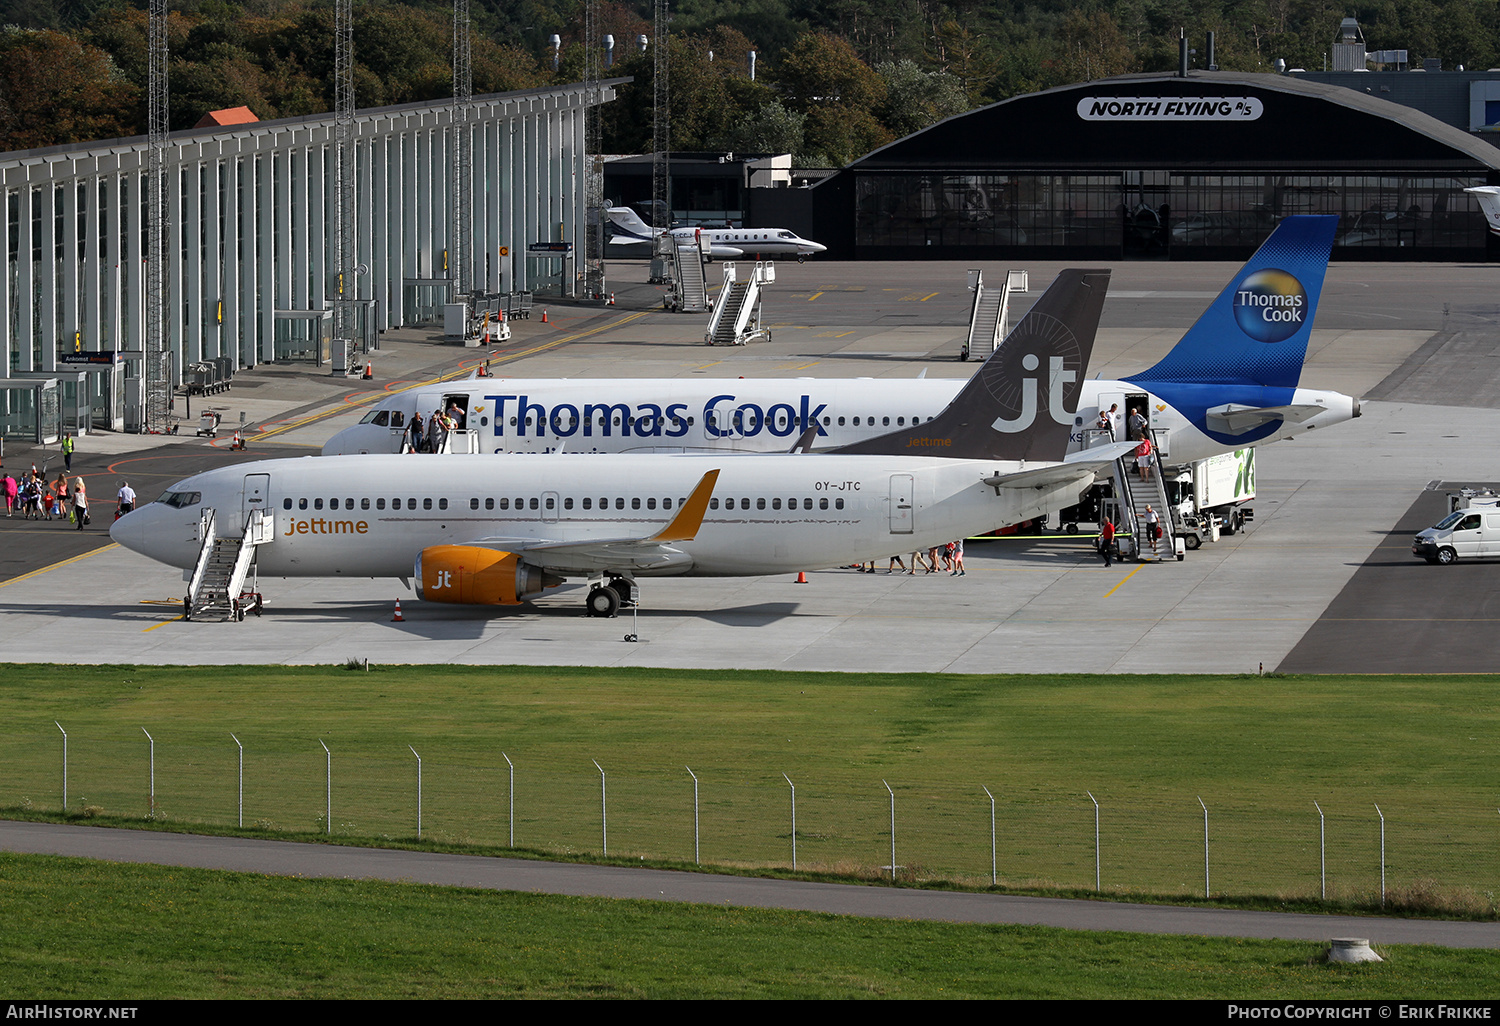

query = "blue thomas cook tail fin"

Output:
[[1127, 215, 1337, 390]]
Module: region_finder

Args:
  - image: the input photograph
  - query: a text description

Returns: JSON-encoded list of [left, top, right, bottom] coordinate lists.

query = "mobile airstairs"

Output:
[[961, 269, 1029, 361], [185, 507, 273, 621], [1102, 429, 1182, 563], [705, 261, 775, 346], [658, 232, 711, 313]]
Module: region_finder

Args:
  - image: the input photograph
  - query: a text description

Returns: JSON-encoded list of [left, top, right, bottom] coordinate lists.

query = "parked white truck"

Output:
[[1161, 448, 1257, 549]]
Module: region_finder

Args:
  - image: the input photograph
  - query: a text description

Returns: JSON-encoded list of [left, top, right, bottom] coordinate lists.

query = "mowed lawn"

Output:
[[2, 853, 1497, 999], [2, 665, 1498, 903]]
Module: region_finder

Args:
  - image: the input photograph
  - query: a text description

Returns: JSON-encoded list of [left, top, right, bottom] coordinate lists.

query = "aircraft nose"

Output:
[[109, 507, 144, 553]]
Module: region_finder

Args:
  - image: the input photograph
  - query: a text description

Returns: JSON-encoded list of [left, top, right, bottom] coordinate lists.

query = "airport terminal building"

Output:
[[813, 71, 1500, 262], [0, 81, 614, 439]]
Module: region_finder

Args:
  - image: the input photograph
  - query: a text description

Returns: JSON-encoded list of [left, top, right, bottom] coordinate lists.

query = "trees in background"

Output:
[[3, 0, 1500, 161]]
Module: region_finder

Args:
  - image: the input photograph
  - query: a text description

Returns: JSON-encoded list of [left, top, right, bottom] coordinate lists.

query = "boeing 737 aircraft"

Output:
[[607, 206, 828, 261], [326, 216, 1355, 465], [113, 270, 1124, 618]]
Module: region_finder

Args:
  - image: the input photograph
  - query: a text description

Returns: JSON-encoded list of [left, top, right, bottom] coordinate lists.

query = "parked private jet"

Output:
[[1465, 186, 1500, 235], [114, 270, 1123, 617], [325, 216, 1355, 466], [606, 206, 827, 261]]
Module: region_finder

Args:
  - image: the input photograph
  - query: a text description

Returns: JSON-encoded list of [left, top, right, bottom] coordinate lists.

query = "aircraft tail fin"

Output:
[[830, 268, 1110, 462], [606, 206, 658, 246], [1126, 215, 1337, 390]]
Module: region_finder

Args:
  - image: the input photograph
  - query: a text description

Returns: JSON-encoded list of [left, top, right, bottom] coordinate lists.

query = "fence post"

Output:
[[1198, 795, 1209, 898], [142, 728, 155, 818], [592, 759, 606, 856], [1375, 803, 1385, 908], [982, 786, 996, 887], [686, 766, 699, 864], [783, 773, 796, 871], [409, 746, 422, 840], [230, 734, 242, 828], [55, 722, 67, 812], [502, 752, 514, 848], [319, 739, 331, 835], [1314, 801, 1326, 900], [1087, 791, 1100, 892]]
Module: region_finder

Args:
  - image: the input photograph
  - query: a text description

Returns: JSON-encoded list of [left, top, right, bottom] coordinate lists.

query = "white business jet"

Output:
[[326, 216, 1356, 465], [113, 269, 1125, 618], [606, 206, 827, 262]]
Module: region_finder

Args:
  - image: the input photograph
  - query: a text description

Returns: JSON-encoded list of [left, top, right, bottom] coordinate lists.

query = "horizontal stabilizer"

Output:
[[1206, 402, 1326, 434], [982, 442, 1135, 492]]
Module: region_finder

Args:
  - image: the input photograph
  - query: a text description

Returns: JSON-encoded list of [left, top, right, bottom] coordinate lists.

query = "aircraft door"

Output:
[[243, 474, 270, 533], [889, 474, 914, 534]]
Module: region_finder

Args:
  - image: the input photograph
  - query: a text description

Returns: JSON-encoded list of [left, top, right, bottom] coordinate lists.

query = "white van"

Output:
[[1412, 508, 1500, 564]]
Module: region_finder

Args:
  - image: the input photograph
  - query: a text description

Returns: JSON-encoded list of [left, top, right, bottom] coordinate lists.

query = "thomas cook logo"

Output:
[[1233, 269, 1306, 343]]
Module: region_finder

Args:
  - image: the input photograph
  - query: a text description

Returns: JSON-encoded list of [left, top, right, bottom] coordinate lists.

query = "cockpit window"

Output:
[[157, 491, 202, 508]]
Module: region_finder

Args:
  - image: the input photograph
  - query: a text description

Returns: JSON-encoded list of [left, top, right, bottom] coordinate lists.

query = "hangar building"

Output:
[[811, 71, 1500, 262]]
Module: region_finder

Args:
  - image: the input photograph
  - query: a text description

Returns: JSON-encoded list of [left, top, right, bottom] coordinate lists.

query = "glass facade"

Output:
[[854, 173, 1490, 258]]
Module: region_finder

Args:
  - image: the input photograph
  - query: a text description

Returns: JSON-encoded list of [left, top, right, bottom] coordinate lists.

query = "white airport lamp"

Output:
[[320, 739, 331, 835], [883, 780, 896, 882], [1087, 791, 1100, 892]]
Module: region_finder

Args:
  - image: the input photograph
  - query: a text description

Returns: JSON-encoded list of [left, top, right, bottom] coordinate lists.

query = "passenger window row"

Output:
[[280, 494, 847, 514]]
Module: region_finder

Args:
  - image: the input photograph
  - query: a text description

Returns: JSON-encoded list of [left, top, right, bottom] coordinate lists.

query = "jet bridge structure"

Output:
[[961, 269, 1028, 361], [705, 261, 775, 346], [185, 507, 273, 620]]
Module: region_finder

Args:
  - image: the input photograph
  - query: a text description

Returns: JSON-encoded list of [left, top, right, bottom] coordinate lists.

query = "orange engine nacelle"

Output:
[[414, 546, 561, 605]]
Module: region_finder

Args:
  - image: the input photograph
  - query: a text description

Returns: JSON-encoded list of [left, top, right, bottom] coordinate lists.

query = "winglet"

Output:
[[649, 469, 720, 543]]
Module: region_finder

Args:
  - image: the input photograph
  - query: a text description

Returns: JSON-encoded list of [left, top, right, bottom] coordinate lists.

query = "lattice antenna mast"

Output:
[[144, 0, 171, 433], [652, 0, 670, 229], [582, 0, 605, 299], [333, 0, 356, 357], [452, 0, 472, 298]]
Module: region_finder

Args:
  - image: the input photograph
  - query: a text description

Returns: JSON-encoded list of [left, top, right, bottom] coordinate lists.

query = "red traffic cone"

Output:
[[607, 292, 616, 306], [362, 362, 373, 380], [541, 309, 549, 323], [795, 571, 808, 584], [392, 599, 404, 622]]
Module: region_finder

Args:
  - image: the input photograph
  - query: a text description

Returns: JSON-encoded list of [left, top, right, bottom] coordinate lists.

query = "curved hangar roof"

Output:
[[850, 71, 1500, 174]]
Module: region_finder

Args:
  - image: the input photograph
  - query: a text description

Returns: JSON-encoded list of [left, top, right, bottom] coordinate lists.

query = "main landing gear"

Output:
[[584, 575, 641, 642]]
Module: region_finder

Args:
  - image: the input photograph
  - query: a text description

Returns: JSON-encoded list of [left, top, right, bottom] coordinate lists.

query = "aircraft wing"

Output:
[[1206, 402, 1327, 434], [459, 469, 720, 574]]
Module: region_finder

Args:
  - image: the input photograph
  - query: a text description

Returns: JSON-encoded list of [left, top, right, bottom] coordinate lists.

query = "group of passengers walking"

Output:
[[858, 539, 967, 576], [403, 403, 465, 454]]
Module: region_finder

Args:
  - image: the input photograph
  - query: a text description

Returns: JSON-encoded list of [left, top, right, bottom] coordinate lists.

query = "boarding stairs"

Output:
[[1110, 430, 1177, 563], [186, 508, 273, 621], [705, 261, 775, 346], [658, 232, 711, 313], [961, 269, 1028, 361]]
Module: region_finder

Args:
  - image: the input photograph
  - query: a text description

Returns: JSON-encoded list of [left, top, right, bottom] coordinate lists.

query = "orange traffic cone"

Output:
[[392, 599, 404, 622], [795, 571, 808, 584], [541, 309, 549, 323], [362, 362, 373, 380], [607, 292, 616, 306]]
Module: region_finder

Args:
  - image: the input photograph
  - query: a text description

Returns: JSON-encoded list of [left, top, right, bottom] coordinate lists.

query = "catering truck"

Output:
[[1161, 448, 1256, 549]]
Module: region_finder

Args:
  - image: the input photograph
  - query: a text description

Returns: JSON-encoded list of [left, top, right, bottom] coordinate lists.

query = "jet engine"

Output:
[[414, 546, 561, 604]]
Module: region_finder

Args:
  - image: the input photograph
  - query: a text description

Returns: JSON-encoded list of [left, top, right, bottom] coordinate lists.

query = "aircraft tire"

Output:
[[1437, 546, 1457, 565], [586, 585, 620, 618]]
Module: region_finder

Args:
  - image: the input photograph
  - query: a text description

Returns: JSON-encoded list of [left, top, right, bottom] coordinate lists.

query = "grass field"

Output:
[[2, 853, 1497, 999], [2, 664, 1497, 911]]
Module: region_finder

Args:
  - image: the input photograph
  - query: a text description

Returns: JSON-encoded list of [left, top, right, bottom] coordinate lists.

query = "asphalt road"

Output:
[[5, 820, 1497, 949]]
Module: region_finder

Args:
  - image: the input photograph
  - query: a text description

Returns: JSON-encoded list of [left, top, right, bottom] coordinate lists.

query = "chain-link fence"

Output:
[[7, 724, 1498, 907]]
